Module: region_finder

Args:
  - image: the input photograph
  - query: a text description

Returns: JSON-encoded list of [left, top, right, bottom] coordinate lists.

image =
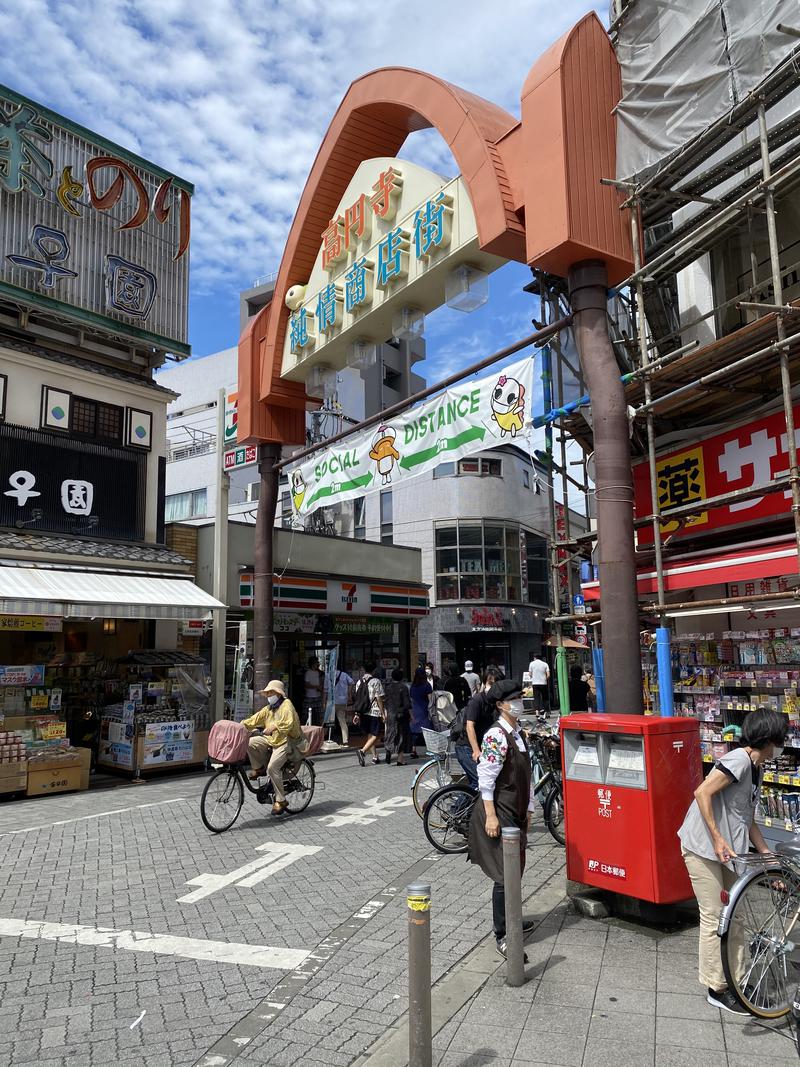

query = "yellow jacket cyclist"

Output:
[[241, 679, 304, 814]]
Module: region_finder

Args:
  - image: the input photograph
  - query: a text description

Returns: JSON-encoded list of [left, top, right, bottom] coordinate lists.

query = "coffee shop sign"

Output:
[[287, 167, 454, 355]]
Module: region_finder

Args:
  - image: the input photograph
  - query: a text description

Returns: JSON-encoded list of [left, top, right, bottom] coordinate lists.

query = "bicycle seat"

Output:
[[776, 842, 800, 861]]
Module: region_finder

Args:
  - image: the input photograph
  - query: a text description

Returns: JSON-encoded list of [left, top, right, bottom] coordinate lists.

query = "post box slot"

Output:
[[563, 730, 604, 783], [606, 735, 647, 790]]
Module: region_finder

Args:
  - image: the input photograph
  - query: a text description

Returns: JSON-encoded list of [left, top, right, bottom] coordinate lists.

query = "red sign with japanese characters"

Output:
[[634, 404, 800, 543]]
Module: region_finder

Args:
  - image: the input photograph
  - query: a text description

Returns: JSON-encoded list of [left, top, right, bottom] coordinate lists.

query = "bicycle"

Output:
[[421, 738, 565, 854], [200, 755, 316, 833], [717, 841, 800, 1020], [410, 728, 465, 817], [526, 724, 565, 847]]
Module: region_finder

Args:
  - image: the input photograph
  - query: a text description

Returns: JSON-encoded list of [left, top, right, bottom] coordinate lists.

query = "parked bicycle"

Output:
[[422, 721, 565, 853], [717, 841, 800, 1023], [201, 755, 316, 833], [410, 728, 465, 817]]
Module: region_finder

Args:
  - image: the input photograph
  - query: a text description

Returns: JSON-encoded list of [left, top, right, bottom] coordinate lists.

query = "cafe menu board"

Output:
[[143, 720, 194, 766]]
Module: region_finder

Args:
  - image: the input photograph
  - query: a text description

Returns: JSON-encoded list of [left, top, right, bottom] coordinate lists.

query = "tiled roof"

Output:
[[0, 530, 191, 567]]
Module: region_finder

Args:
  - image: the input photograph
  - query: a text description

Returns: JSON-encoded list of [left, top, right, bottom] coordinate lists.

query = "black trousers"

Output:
[[492, 881, 505, 941]]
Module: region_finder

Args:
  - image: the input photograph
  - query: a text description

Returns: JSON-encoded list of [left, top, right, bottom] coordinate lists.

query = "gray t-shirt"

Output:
[[678, 747, 760, 866]]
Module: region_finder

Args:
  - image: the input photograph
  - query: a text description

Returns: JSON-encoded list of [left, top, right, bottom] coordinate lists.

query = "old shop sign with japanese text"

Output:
[[280, 157, 503, 379], [287, 353, 534, 518], [0, 85, 192, 353], [633, 403, 800, 543]]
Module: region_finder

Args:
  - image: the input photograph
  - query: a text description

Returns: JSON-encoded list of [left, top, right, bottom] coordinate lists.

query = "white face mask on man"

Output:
[[502, 698, 524, 719]]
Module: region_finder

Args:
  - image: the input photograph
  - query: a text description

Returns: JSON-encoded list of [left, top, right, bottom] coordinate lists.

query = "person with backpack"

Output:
[[451, 673, 499, 790], [383, 667, 411, 766], [354, 661, 386, 766]]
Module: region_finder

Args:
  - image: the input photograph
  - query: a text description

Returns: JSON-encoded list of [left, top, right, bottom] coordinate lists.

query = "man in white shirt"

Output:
[[326, 667, 354, 745], [468, 679, 536, 959], [461, 660, 481, 696], [528, 652, 550, 713]]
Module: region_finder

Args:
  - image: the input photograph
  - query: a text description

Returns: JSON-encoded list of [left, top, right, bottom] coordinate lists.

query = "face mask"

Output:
[[504, 699, 524, 718], [426, 669, 432, 677], [773, 744, 784, 758], [267, 695, 280, 708]]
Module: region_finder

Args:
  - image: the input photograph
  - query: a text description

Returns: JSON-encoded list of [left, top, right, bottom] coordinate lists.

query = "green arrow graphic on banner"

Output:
[[399, 425, 486, 470], [307, 472, 373, 509]]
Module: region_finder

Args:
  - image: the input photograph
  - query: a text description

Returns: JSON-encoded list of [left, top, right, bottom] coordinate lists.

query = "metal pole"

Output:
[[212, 388, 230, 722], [275, 317, 572, 471], [569, 260, 643, 714], [406, 882, 432, 1067], [501, 827, 525, 987], [253, 443, 280, 710], [757, 100, 800, 568]]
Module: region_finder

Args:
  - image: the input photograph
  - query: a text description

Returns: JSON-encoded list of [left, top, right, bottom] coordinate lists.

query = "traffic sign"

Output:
[[223, 445, 257, 472], [573, 593, 586, 616]]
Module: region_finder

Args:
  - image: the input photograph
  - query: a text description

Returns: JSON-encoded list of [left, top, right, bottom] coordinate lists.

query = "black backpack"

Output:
[[353, 675, 372, 718]]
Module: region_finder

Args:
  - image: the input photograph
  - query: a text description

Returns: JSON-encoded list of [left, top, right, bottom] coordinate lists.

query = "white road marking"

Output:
[[177, 842, 322, 904], [0, 917, 310, 970], [130, 1010, 146, 1030], [0, 797, 188, 837], [318, 794, 413, 827]]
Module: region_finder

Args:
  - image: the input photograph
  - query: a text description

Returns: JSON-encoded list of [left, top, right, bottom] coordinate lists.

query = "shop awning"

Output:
[[582, 536, 799, 601], [0, 566, 224, 620]]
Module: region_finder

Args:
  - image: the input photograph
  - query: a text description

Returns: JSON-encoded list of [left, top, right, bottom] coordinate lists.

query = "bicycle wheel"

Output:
[[720, 864, 800, 1018], [201, 768, 244, 833], [423, 784, 476, 854], [412, 758, 454, 818], [543, 785, 565, 846], [284, 759, 315, 814]]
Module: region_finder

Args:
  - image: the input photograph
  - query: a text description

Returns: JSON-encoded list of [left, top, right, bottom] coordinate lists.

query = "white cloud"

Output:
[[0, 0, 602, 299]]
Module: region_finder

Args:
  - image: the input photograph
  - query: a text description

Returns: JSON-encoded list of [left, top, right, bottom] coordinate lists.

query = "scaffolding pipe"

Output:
[[548, 586, 800, 623], [635, 335, 797, 416], [635, 475, 793, 529], [757, 100, 800, 569], [569, 260, 643, 714]]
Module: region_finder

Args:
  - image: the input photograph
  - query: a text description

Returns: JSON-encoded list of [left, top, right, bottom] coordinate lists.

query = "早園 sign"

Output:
[[0, 85, 192, 354], [634, 403, 800, 543], [280, 157, 504, 380], [287, 354, 534, 517]]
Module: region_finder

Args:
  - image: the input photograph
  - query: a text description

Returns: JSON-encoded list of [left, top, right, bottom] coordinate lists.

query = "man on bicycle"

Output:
[[241, 679, 305, 815]]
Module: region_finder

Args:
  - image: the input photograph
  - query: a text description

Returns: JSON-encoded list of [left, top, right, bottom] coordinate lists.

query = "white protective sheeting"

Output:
[[615, 0, 800, 182], [0, 566, 223, 620]]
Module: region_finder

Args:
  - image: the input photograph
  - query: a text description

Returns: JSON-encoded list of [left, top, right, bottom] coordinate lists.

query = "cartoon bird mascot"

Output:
[[490, 375, 525, 438], [291, 469, 307, 512], [369, 425, 400, 485]]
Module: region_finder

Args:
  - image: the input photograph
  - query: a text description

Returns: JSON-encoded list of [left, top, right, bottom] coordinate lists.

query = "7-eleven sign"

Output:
[[224, 391, 238, 446], [239, 572, 254, 608]]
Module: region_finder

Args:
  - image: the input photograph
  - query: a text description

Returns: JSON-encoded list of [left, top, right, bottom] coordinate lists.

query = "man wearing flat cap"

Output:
[[241, 680, 304, 814], [468, 678, 536, 959]]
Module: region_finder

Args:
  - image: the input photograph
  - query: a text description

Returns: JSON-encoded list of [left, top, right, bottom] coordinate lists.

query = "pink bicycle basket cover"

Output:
[[208, 720, 249, 763], [301, 725, 324, 756]]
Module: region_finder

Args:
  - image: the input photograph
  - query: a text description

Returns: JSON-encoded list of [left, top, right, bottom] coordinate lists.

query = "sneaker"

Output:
[[356, 750, 365, 767], [496, 938, 529, 963], [707, 988, 749, 1016]]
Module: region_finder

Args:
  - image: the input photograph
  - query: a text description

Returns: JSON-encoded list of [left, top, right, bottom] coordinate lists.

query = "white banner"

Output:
[[288, 354, 534, 516]]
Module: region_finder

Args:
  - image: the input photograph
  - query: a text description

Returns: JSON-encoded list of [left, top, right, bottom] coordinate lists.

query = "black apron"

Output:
[[468, 722, 531, 884]]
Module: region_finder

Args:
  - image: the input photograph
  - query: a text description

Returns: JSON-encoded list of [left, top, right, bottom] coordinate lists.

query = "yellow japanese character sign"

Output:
[[656, 446, 708, 532]]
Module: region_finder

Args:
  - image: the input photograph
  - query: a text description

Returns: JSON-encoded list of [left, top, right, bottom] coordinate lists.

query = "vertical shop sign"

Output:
[[323, 644, 339, 726]]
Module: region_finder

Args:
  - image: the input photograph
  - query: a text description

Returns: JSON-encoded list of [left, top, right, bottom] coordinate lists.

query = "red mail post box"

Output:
[[561, 714, 701, 904]]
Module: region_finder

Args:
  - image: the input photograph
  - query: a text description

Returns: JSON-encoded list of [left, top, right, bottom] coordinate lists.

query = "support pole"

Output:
[[757, 100, 800, 569], [501, 827, 525, 987], [212, 388, 230, 722], [406, 882, 432, 1067], [656, 627, 674, 717], [569, 261, 643, 714], [556, 646, 570, 716], [253, 443, 281, 710]]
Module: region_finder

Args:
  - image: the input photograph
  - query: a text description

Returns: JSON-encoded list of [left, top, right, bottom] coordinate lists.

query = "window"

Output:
[[165, 488, 207, 522], [280, 491, 292, 528], [70, 395, 123, 444], [457, 457, 502, 476], [525, 532, 550, 606], [354, 497, 366, 540], [433, 462, 456, 478], [248, 481, 261, 502], [380, 490, 393, 545], [523, 469, 530, 489], [434, 520, 530, 604]]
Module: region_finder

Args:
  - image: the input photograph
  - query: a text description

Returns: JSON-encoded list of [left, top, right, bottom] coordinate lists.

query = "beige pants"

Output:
[[335, 703, 349, 745], [683, 847, 745, 991], [248, 736, 297, 802]]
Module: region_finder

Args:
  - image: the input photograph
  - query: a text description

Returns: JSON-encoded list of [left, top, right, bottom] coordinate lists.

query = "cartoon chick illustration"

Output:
[[490, 375, 525, 438], [369, 425, 400, 485], [291, 469, 307, 511]]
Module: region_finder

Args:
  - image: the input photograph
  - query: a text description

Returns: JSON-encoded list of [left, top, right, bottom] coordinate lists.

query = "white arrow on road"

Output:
[[177, 841, 322, 904], [318, 795, 413, 828]]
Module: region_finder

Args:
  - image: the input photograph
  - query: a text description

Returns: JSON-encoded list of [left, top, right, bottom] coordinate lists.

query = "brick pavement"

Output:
[[0, 755, 798, 1066]]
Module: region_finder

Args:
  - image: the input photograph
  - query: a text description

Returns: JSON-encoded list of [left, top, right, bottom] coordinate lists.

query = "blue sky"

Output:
[[1, 0, 603, 386]]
